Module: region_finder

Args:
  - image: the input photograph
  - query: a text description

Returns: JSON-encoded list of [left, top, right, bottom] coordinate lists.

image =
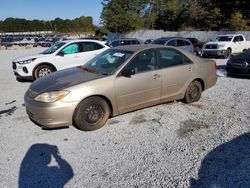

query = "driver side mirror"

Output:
[[121, 68, 135, 78], [57, 51, 65, 56]]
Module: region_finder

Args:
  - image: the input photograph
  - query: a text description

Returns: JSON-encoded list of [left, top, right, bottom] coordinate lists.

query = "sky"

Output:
[[0, 0, 103, 24]]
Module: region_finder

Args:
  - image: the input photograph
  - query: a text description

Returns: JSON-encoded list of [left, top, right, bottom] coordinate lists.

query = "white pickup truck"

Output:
[[202, 34, 250, 58]]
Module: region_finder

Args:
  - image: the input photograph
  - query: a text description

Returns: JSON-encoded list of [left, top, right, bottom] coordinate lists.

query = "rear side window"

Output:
[[184, 40, 191, 46], [158, 48, 192, 68], [131, 40, 140, 44], [176, 40, 185, 46], [120, 40, 131, 45], [79, 42, 104, 52]]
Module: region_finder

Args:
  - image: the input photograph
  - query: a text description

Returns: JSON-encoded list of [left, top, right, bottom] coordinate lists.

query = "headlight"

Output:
[[34, 90, 70, 103], [218, 44, 225, 48], [18, 58, 36, 64]]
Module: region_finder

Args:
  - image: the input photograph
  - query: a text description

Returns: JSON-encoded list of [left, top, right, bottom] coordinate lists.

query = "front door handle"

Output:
[[188, 67, 192, 71], [153, 74, 160, 80]]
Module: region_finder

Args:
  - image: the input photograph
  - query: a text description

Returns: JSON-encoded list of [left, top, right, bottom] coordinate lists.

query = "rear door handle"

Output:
[[188, 67, 192, 71]]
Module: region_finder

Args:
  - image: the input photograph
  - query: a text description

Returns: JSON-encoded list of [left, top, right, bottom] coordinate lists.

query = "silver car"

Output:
[[25, 45, 217, 131], [151, 37, 194, 54]]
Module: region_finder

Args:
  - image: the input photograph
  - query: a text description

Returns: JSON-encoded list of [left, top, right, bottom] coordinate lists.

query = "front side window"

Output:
[[61, 43, 79, 54], [158, 48, 192, 68], [125, 50, 157, 74], [83, 49, 133, 75]]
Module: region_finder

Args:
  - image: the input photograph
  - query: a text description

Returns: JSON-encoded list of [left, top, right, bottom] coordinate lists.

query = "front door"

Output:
[[115, 49, 161, 113]]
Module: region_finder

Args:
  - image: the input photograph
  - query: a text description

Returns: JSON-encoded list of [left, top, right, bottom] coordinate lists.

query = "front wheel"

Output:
[[223, 48, 231, 59], [34, 64, 54, 79], [73, 97, 110, 131], [183, 80, 202, 103]]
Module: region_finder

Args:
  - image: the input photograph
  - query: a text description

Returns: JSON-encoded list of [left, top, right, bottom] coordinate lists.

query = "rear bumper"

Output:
[[24, 93, 79, 129]]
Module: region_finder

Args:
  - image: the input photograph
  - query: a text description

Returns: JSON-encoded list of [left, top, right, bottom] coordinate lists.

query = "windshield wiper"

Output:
[[80, 66, 100, 74]]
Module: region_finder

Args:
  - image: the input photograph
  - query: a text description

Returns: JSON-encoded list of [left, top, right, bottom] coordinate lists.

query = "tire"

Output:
[[73, 96, 110, 131], [223, 48, 231, 59], [183, 80, 202, 103], [34, 64, 54, 79]]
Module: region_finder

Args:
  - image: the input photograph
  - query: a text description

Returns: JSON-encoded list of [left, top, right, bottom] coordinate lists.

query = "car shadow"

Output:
[[19, 143, 74, 188], [16, 77, 33, 83], [190, 133, 250, 188]]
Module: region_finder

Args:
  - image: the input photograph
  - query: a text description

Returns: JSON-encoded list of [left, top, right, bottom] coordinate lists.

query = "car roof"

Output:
[[60, 39, 106, 44], [112, 44, 187, 52]]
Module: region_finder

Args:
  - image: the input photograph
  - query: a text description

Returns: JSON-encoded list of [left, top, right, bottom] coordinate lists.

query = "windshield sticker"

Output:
[[113, 52, 125, 57]]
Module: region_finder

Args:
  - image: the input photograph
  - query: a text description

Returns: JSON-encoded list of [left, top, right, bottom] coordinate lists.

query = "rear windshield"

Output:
[[41, 42, 66, 54], [214, 36, 233, 42]]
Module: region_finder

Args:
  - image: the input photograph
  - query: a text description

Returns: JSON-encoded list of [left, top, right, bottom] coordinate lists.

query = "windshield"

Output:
[[41, 42, 66, 54], [83, 49, 133, 75], [214, 36, 233, 42]]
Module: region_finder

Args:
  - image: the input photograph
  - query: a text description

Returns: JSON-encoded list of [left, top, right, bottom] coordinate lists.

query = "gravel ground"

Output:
[[0, 48, 249, 188]]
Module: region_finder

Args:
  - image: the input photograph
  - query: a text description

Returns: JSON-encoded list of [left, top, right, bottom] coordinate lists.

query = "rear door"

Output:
[[157, 48, 195, 100], [115, 49, 161, 113]]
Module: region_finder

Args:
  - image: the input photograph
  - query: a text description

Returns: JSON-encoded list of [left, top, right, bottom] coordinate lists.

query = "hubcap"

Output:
[[189, 83, 199, 99], [38, 68, 52, 77], [84, 104, 104, 124]]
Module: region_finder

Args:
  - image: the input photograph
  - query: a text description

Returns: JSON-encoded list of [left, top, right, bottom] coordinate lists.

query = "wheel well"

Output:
[[194, 78, 205, 91], [33, 63, 57, 77], [77, 95, 114, 116]]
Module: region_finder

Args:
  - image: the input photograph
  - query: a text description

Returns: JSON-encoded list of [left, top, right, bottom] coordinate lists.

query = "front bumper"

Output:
[[12, 62, 33, 79], [202, 49, 226, 57], [226, 64, 250, 76], [24, 92, 79, 129]]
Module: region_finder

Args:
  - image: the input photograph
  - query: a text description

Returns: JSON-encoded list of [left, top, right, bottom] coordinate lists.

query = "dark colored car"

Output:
[[108, 38, 142, 47], [226, 49, 250, 76], [185, 38, 205, 56]]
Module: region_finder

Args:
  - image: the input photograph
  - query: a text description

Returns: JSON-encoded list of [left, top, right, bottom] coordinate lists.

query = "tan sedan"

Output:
[[24, 45, 217, 131]]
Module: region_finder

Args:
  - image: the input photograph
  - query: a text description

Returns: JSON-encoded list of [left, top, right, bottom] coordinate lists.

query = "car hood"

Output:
[[30, 66, 106, 93], [231, 52, 250, 61], [13, 53, 51, 62]]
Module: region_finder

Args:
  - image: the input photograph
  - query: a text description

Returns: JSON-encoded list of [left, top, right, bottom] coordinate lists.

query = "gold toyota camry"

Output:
[[25, 45, 217, 131]]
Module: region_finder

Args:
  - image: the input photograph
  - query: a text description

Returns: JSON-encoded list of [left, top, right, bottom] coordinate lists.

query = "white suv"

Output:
[[12, 39, 109, 80]]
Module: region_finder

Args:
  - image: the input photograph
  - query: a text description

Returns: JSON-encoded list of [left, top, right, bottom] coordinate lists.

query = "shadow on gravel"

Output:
[[19, 144, 74, 188], [190, 133, 250, 188]]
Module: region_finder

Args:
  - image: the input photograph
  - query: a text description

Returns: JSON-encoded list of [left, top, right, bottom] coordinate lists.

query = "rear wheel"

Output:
[[183, 80, 202, 103], [34, 64, 54, 79], [73, 97, 110, 131]]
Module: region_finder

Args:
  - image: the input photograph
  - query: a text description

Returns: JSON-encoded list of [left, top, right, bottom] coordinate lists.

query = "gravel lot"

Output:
[[0, 48, 249, 188]]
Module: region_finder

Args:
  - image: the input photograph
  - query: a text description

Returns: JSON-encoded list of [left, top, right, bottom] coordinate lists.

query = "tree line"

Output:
[[0, 0, 249, 33], [0, 16, 95, 33], [101, 0, 250, 33]]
